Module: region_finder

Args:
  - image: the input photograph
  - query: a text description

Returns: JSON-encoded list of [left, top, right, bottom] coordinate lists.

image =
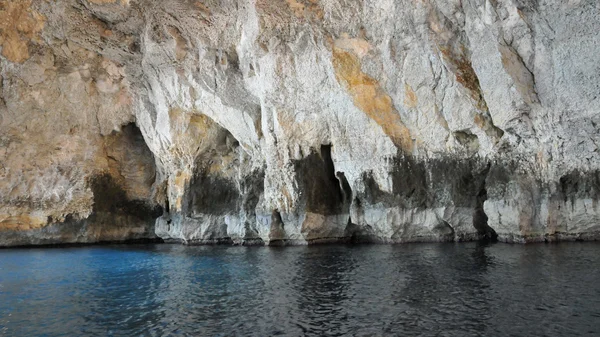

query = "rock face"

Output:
[[1, 0, 599, 246]]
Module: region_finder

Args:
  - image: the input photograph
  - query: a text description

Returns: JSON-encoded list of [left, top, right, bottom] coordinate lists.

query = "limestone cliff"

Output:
[[1, 0, 599, 246]]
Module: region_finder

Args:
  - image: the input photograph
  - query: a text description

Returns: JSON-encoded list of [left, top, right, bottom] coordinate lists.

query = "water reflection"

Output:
[[78, 248, 166, 335], [1, 243, 600, 336], [293, 246, 356, 336]]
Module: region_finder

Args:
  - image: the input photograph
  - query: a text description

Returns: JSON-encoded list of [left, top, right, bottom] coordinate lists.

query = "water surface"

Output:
[[1, 243, 599, 336]]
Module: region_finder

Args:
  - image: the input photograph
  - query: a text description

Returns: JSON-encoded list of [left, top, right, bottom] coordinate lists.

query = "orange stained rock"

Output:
[[332, 47, 413, 152], [0, 0, 45, 63], [88, 0, 129, 5], [438, 46, 489, 111], [404, 83, 418, 108], [286, 0, 324, 20], [187, 113, 217, 135], [473, 113, 485, 129], [498, 44, 539, 105], [169, 108, 214, 133], [172, 171, 191, 211], [193, 1, 211, 15], [167, 27, 188, 61], [334, 34, 371, 58], [0, 215, 46, 231]]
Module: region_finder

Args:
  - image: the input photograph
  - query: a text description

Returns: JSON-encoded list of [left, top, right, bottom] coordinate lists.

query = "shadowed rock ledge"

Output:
[[1, 0, 600, 246]]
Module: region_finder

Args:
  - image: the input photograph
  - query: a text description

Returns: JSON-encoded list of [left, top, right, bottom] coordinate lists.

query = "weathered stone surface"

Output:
[[1, 0, 599, 246]]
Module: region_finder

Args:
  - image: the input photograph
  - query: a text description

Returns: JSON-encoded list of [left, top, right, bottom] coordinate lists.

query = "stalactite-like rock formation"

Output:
[[1, 0, 600, 246]]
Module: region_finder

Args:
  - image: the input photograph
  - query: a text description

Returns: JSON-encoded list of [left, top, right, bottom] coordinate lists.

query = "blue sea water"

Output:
[[0, 243, 599, 336]]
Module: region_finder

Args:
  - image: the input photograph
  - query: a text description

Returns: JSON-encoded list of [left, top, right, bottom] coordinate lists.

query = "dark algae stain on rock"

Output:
[[185, 173, 240, 216], [293, 144, 346, 216], [559, 169, 600, 204], [0, 173, 163, 247], [88, 173, 162, 220], [359, 155, 490, 209], [355, 155, 497, 241], [240, 170, 265, 214]]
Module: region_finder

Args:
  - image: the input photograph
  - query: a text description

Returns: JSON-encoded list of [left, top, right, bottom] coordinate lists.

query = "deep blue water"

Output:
[[1, 243, 599, 336]]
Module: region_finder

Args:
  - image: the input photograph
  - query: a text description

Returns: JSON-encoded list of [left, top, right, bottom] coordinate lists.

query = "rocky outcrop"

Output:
[[1, 0, 599, 246]]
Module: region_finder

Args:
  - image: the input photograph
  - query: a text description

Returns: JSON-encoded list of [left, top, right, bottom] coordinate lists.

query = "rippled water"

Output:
[[1, 243, 600, 336]]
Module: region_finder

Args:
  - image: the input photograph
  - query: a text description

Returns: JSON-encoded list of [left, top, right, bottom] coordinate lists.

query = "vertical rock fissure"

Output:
[[321, 144, 359, 241], [269, 209, 287, 245], [165, 196, 170, 214], [335, 171, 353, 209], [320, 144, 343, 201], [473, 164, 498, 242]]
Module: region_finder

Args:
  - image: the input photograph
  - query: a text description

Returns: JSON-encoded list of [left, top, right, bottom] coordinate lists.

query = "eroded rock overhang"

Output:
[[1, 0, 599, 246]]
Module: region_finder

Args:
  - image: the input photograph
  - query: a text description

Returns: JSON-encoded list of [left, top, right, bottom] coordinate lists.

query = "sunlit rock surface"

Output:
[[1, 0, 599, 246]]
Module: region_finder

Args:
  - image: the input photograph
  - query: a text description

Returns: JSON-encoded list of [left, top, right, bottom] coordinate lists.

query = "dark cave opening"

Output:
[[473, 168, 498, 242]]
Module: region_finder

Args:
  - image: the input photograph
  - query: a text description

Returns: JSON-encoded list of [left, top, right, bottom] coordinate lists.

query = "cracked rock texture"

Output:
[[1, 0, 599, 246]]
